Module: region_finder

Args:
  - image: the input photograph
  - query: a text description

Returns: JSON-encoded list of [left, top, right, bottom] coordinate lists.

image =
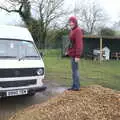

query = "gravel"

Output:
[[9, 85, 120, 120]]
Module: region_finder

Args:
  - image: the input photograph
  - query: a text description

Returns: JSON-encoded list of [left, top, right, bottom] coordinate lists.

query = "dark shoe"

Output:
[[67, 88, 80, 91], [72, 88, 80, 91]]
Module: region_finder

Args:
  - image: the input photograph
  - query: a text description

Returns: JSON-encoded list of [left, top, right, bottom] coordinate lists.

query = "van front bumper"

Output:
[[0, 86, 47, 98]]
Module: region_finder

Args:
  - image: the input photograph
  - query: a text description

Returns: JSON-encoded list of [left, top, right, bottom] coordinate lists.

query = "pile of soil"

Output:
[[9, 85, 120, 120]]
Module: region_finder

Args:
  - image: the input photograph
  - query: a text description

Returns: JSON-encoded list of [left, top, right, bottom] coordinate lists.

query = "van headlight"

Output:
[[37, 68, 44, 75]]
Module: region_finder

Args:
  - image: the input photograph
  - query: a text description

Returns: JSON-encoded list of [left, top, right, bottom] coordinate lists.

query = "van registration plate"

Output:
[[6, 89, 28, 96]]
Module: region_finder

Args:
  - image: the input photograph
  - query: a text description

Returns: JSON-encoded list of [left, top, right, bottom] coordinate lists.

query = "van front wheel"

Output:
[[28, 92, 35, 96]]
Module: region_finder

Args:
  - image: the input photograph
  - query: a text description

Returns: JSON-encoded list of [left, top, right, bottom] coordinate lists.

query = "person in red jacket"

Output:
[[67, 16, 83, 91]]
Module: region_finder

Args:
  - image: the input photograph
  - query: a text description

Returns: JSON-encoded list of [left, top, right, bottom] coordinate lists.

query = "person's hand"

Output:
[[65, 52, 68, 56], [75, 58, 80, 62]]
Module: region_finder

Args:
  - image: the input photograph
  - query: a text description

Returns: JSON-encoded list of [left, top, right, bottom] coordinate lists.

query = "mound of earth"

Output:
[[9, 85, 120, 120]]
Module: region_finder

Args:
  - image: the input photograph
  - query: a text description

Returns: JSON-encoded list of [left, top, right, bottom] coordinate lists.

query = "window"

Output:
[[0, 39, 40, 59]]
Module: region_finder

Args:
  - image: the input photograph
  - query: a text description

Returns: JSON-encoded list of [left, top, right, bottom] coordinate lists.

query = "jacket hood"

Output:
[[69, 16, 78, 24], [69, 16, 78, 28]]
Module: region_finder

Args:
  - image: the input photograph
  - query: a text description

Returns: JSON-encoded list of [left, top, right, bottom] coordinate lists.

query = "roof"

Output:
[[0, 25, 33, 41], [84, 35, 120, 40]]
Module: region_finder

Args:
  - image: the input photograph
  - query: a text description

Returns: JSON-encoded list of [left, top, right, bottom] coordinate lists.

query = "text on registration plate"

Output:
[[7, 89, 28, 96]]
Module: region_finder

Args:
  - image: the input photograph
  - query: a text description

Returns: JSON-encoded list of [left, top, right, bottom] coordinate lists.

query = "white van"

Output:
[[0, 25, 46, 98]]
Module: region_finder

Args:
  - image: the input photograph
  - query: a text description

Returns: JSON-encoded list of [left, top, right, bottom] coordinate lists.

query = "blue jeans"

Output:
[[71, 58, 80, 89]]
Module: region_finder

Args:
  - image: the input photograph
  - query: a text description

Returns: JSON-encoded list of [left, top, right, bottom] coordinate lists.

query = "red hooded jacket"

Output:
[[68, 16, 83, 58]]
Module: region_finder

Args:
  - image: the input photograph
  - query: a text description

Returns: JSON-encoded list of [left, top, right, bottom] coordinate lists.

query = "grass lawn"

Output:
[[42, 49, 120, 91]]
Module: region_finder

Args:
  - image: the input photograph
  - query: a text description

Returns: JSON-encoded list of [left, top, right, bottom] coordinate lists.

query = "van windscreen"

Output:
[[0, 39, 40, 59]]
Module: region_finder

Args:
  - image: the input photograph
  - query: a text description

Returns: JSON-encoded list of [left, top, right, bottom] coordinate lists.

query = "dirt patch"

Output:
[[9, 85, 120, 120]]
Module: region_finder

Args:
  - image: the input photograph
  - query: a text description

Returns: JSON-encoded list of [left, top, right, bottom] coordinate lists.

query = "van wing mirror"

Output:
[[40, 52, 44, 58]]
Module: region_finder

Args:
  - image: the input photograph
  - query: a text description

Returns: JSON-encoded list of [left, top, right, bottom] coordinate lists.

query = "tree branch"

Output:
[[0, 6, 19, 13]]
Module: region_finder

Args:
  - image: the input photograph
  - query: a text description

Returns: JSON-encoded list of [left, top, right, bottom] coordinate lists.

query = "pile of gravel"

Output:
[[10, 85, 120, 120]]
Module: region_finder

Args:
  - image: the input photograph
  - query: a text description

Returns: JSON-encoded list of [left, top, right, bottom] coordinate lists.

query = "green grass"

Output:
[[42, 49, 120, 91]]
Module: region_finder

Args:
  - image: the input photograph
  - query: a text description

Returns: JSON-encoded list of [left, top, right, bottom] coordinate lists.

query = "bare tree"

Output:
[[75, 0, 108, 34], [0, 0, 32, 23], [35, 0, 66, 48], [0, 0, 67, 48]]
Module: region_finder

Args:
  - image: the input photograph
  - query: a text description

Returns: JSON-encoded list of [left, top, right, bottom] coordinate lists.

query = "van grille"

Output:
[[0, 68, 44, 78], [0, 80, 37, 88]]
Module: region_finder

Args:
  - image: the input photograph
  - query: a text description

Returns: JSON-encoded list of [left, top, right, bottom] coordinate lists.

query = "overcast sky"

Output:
[[99, 0, 120, 21], [0, 0, 120, 25]]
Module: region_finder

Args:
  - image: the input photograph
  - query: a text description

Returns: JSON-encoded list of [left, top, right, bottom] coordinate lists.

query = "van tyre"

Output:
[[28, 92, 35, 96]]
